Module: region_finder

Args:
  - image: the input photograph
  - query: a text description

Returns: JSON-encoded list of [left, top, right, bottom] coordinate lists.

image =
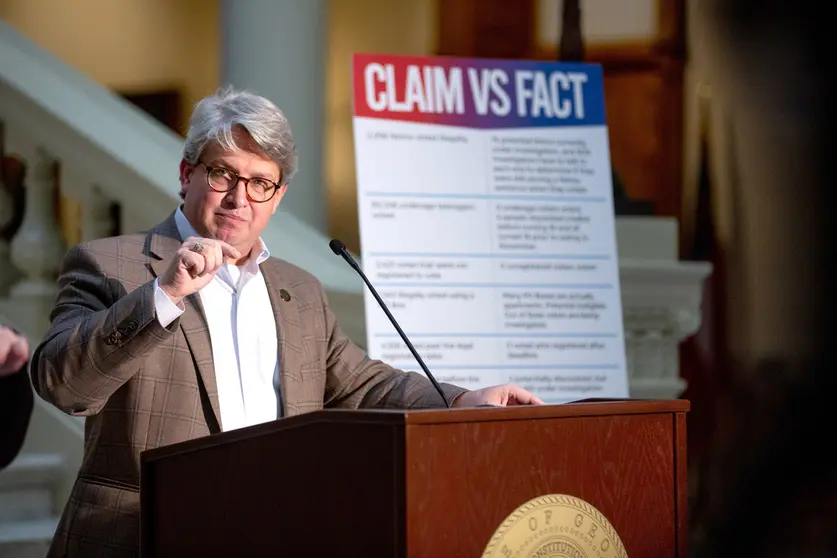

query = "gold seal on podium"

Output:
[[481, 494, 627, 558]]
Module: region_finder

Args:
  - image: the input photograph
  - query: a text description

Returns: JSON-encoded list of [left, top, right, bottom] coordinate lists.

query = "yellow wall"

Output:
[[0, 0, 220, 134], [325, 0, 438, 253], [1, 0, 437, 250]]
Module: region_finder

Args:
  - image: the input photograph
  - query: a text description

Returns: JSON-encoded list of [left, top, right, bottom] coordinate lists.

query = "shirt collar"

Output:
[[173, 206, 271, 268]]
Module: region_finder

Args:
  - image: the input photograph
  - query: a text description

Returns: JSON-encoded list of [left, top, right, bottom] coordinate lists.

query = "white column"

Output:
[[2, 133, 67, 336], [221, 0, 327, 233], [615, 217, 713, 400], [8, 138, 66, 297]]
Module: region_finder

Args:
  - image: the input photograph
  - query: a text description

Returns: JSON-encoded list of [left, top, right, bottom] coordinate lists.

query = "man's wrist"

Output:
[[450, 391, 469, 407], [158, 283, 184, 307], [153, 279, 186, 328]]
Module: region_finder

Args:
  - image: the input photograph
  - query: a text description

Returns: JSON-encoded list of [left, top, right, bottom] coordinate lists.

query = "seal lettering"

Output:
[[481, 495, 627, 558], [530, 539, 585, 558]]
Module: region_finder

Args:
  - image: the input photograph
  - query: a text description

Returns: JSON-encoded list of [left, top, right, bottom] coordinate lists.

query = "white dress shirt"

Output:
[[154, 208, 279, 431]]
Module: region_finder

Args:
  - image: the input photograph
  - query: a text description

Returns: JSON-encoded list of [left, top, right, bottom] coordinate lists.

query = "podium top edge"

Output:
[[402, 397, 690, 424], [141, 399, 688, 463]]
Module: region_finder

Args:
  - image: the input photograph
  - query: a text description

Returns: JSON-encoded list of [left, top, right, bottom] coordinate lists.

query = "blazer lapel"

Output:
[[260, 259, 304, 417], [147, 215, 223, 432]]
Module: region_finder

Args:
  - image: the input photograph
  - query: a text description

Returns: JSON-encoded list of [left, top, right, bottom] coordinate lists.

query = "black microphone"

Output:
[[328, 239, 451, 408]]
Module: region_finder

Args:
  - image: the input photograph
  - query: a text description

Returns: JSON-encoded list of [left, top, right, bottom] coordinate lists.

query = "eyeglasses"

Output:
[[199, 162, 282, 203]]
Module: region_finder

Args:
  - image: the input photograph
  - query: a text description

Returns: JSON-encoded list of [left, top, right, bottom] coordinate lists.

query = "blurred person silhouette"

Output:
[[690, 1, 835, 556], [0, 324, 33, 469]]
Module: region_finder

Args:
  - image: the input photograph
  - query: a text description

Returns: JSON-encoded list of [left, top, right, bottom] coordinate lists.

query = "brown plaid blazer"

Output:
[[30, 213, 466, 558]]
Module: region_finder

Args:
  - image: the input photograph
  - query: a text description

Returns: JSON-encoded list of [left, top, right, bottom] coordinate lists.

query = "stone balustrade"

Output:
[[0, 125, 117, 336], [616, 217, 712, 399]]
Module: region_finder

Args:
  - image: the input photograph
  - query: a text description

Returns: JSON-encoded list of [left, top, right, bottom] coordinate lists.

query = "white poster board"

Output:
[[351, 53, 628, 403]]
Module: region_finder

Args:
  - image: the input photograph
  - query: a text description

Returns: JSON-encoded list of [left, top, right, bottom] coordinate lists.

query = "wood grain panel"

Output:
[[437, 0, 535, 59], [405, 413, 678, 557], [675, 412, 689, 557], [141, 420, 406, 557], [657, 0, 687, 59], [605, 69, 673, 213], [142, 403, 687, 557]]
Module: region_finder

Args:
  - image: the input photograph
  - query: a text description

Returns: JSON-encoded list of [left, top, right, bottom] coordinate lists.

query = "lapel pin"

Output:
[[279, 289, 291, 302]]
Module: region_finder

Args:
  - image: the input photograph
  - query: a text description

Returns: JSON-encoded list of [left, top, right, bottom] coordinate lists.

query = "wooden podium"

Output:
[[139, 399, 688, 557]]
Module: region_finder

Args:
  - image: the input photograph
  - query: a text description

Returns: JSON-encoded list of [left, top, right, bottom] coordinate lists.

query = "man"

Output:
[[0, 324, 33, 469], [30, 86, 542, 558]]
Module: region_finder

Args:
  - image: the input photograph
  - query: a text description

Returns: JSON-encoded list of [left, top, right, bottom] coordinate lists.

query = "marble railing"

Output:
[[616, 217, 712, 399]]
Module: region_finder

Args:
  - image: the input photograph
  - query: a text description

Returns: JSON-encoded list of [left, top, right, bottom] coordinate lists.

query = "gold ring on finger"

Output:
[[190, 241, 204, 254]]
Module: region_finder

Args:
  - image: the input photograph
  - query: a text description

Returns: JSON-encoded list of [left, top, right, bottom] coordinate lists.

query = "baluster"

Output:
[[59, 166, 116, 244], [0, 121, 23, 295], [7, 134, 66, 298], [621, 296, 707, 399]]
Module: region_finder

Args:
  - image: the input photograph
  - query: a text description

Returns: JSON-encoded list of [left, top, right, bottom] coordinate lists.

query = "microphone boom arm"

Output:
[[329, 239, 452, 408]]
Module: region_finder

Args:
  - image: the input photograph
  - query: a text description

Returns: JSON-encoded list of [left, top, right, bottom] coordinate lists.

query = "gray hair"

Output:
[[182, 86, 298, 184]]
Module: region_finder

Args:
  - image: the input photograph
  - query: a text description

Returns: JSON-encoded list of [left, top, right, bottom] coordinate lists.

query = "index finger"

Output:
[[515, 387, 545, 405], [217, 241, 242, 260]]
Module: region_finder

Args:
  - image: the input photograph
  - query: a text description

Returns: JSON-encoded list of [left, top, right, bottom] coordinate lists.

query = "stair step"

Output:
[[0, 517, 57, 558], [0, 487, 52, 523], [0, 454, 65, 491], [0, 454, 65, 524], [0, 517, 58, 542], [0, 541, 51, 558]]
